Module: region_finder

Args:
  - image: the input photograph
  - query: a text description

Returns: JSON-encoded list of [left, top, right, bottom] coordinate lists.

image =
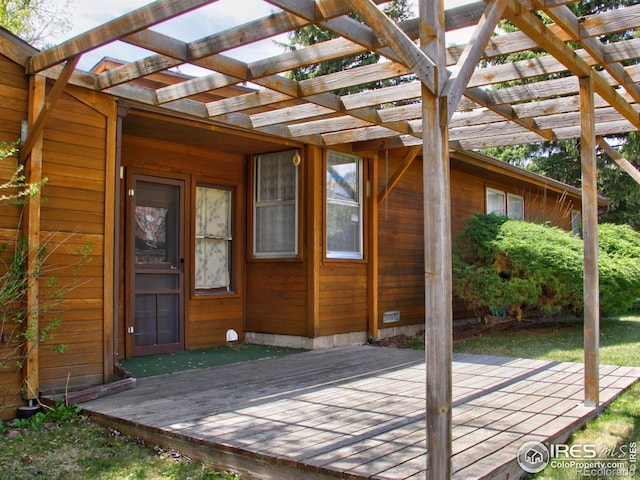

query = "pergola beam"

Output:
[[505, 0, 640, 130], [377, 146, 422, 206], [26, 0, 220, 74], [539, 3, 640, 105]]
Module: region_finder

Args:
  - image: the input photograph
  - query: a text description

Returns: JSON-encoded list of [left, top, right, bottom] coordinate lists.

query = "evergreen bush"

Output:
[[453, 214, 640, 319]]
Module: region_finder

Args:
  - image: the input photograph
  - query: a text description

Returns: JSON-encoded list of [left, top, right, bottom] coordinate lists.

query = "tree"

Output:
[[0, 0, 72, 47], [282, 0, 413, 95], [482, 1, 640, 228]]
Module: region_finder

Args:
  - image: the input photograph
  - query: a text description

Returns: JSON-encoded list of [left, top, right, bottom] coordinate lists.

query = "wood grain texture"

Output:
[[74, 348, 640, 480]]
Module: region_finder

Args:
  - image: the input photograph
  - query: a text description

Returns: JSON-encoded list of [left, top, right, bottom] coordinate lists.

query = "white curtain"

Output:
[[195, 187, 231, 290]]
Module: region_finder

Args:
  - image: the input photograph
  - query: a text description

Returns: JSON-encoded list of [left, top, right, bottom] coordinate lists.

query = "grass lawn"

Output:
[[0, 406, 239, 479], [454, 314, 640, 480]]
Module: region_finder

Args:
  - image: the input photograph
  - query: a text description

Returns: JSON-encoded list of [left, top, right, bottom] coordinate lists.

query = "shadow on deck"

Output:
[[77, 346, 640, 480]]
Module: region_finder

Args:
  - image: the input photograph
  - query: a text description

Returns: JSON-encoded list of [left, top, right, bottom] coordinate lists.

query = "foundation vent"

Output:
[[383, 310, 400, 324]]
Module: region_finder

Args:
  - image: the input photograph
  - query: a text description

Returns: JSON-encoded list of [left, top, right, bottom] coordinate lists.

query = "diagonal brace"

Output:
[[596, 136, 640, 185], [344, 0, 436, 95], [20, 55, 80, 164], [443, 0, 508, 120]]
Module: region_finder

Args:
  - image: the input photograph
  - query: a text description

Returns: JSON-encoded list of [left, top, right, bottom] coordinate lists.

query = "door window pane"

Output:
[[135, 181, 179, 267], [157, 294, 179, 344], [254, 151, 299, 257], [195, 186, 232, 292], [326, 151, 363, 259]]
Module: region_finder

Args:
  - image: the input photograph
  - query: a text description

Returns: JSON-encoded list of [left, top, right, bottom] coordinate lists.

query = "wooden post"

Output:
[[307, 146, 321, 338], [420, 0, 453, 478], [103, 104, 118, 382], [580, 75, 599, 408], [368, 154, 379, 341], [580, 76, 600, 408], [22, 75, 46, 400]]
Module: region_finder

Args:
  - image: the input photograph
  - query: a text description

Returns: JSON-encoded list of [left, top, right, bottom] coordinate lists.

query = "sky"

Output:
[[47, 0, 476, 73]]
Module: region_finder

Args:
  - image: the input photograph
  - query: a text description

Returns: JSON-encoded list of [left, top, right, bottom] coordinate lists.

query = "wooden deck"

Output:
[[77, 347, 640, 480]]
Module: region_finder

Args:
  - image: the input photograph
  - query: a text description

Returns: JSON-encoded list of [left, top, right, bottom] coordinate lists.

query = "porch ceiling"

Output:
[[23, 0, 640, 153], [123, 110, 297, 155]]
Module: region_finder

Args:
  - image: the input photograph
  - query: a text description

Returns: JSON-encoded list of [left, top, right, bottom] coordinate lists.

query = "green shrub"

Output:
[[452, 214, 640, 319], [598, 223, 640, 316]]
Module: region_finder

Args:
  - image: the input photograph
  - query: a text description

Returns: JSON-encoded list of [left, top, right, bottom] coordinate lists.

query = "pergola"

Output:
[[17, 1, 640, 478]]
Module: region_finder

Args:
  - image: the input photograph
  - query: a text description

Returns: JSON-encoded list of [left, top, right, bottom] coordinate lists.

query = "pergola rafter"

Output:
[[31, 1, 639, 153]]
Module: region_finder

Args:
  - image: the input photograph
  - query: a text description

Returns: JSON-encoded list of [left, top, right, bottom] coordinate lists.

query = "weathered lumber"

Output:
[[580, 75, 600, 408], [65, 378, 137, 405]]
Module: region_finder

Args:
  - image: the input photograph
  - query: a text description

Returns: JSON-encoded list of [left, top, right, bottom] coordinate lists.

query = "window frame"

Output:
[[571, 209, 582, 236], [486, 187, 506, 216], [325, 150, 364, 260], [193, 183, 234, 296], [252, 150, 300, 259], [507, 193, 525, 220]]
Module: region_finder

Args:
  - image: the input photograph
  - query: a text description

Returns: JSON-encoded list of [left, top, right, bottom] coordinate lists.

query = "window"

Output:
[[326, 150, 363, 259], [571, 210, 581, 236], [486, 188, 506, 215], [254, 150, 299, 258], [507, 194, 524, 220], [486, 188, 524, 220], [195, 186, 232, 293]]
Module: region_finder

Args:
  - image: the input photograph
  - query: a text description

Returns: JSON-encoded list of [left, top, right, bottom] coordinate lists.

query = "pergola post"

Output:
[[420, 0, 453, 478], [580, 75, 600, 408], [22, 74, 46, 400]]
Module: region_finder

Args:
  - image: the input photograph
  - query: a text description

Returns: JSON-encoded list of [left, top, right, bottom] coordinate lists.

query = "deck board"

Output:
[[77, 347, 640, 480]]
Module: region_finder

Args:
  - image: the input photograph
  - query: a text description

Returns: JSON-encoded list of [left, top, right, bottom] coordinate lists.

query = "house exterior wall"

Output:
[[244, 149, 309, 338], [0, 52, 29, 416], [375, 150, 584, 330], [119, 128, 246, 355], [38, 88, 115, 394], [378, 152, 426, 329], [0, 44, 593, 418]]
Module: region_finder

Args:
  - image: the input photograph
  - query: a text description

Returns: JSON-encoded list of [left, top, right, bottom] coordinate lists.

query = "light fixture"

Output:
[[292, 150, 301, 166]]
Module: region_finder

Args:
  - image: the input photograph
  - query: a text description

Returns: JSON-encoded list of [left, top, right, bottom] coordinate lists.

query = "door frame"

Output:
[[125, 171, 187, 357]]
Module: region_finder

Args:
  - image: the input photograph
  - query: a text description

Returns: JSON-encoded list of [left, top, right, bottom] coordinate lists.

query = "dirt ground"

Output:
[[378, 317, 521, 348]]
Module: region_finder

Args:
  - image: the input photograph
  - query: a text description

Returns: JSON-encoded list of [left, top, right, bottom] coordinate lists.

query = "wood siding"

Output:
[[245, 262, 308, 336], [319, 262, 369, 336], [0, 53, 29, 416], [38, 89, 113, 393], [376, 151, 583, 329], [378, 153, 425, 328]]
